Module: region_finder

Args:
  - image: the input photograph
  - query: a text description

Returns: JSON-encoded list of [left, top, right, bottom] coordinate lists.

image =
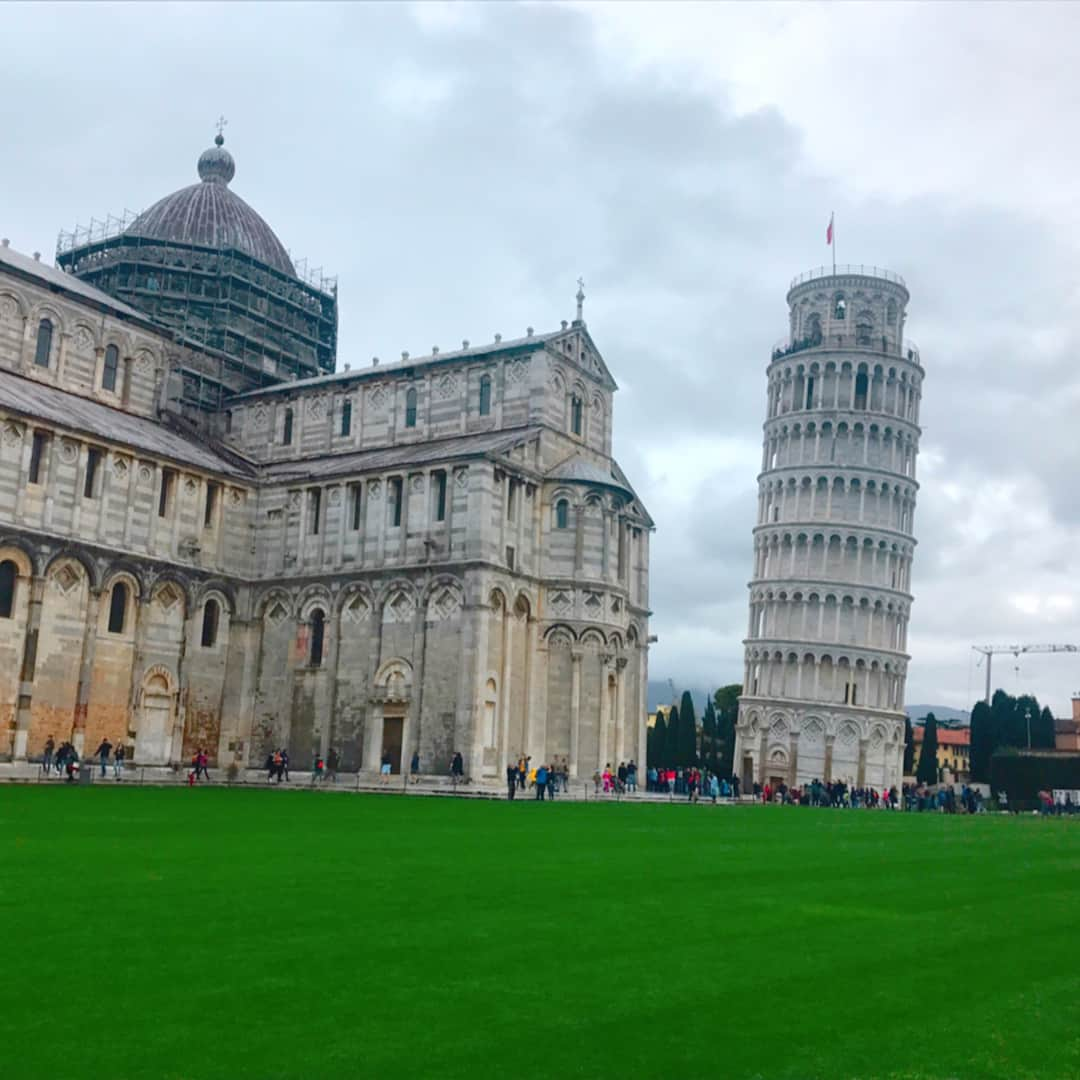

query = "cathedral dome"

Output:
[[126, 134, 295, 276]]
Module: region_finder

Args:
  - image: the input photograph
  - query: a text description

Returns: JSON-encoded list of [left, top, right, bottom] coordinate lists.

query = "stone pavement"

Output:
[[0, 761, 742, 806]]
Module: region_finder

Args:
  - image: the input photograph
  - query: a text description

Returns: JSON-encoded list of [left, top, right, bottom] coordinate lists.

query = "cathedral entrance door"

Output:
[[381, 711, 404, 774], [136, 673, 174, 765]]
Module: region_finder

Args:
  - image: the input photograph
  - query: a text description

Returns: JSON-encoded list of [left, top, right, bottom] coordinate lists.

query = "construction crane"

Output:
[[971, 644, 1079, 704]]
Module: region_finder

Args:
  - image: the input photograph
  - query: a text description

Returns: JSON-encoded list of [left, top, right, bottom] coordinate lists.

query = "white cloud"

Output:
[[3, 1, 1079, 714]]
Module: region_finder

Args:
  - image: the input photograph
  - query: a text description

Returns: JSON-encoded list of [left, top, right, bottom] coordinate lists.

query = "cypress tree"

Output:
[[702, 699, 718, 767], [1035, 705, 1056, 749], [916, 712, 939, 785], [969, 700, 993, 782], [991, 689, 1016, 749], [663, 703, 680, 768], [903, 716, 915, 775], [678, 690, 698, 766], [714, 684, 741, 777], [650, 712, 667, 769], [1015, 694, 1042, 749]]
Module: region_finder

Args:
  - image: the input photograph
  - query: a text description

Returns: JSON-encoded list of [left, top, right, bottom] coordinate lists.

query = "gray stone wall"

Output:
[[0, 255, 650, 778]]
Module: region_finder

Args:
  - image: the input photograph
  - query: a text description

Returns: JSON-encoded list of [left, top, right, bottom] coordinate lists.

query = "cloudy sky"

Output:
[[4, 1, 1080, 714]]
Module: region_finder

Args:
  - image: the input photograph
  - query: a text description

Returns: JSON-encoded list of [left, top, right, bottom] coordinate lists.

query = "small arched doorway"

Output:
[[135, 670, 174, 765]]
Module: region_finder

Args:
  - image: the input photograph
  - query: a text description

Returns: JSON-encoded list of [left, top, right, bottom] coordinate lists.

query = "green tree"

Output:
[[714, 684, 741, 777], [1015, 694, 1042, 749], [649, 712, 667, 769], [663, 703, 680, 767], [969, 699, 994, 782], [903, 716, 915, 775], [992, 688, 1018, 749], [678, 691, 698, 766], [1035, 705, 1056, 749], [916, 712, 939, 784], [702, 699, 718, 767]]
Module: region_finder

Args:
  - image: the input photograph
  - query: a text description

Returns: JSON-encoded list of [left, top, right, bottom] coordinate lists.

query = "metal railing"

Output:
[[56, 214, 337, 295], [770, 335, 921, 366], [789, 265, 906, 289]]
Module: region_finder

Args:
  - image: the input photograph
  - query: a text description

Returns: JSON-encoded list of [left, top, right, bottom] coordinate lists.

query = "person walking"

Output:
[[626, 760, 637, 793], [281, 749, 290, 782], [326, 747, 339, 784], [42, 736, 55, 776], [114, 742, 126, 780], [197, 748, 210, 781], [535, 762, 549, 801], [273, 749, 284, 783], [96, 738, 112, 778], [380, 752, 392, 784], [311, 756, 324, 784], [506, 762, 517, 801], [451, 750, 464, 781], [410, 750, 420, 784]]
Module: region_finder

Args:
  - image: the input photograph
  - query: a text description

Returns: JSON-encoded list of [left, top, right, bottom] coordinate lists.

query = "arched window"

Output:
[[340, 399, 352, 437], [0, 560, 16, 618], [833, 294, 846, 320], [478, 375, 492, 416], [806, 313, 822, 346], [102, 345, 119, 392], [283, 407, 294, 445], [405, 388, 417, 428], [854, 372, 869, 409], [555, 499, 569, 529], [309, 609, 325, 667], [886, 299, 898, 326], [571, 396, 583, 436], [107, 582, 128, 634], [201, 598, 220, 648], [34, 319, 53, 367]]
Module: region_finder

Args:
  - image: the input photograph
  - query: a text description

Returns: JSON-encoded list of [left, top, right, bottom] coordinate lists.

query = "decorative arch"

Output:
[[298, 585, 333, 621], [373, 657, 413, 702], [543, 624, 576, 647], [43, 547, 98, 590]]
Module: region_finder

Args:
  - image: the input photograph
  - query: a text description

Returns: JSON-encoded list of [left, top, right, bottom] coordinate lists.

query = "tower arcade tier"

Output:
[[734, 266, 924, 793]]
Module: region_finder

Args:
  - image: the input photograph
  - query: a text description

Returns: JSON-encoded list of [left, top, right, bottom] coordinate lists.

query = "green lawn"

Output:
[[1, 788, 1078, 1080]]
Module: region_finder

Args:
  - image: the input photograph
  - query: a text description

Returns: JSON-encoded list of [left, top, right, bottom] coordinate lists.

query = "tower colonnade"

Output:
[[734, 267, 923, 793]]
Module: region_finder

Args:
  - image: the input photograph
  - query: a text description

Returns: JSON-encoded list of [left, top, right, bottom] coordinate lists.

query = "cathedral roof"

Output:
[[262, 427, 542, 482], [547, 454, 633, 495], [0, 243, 147, 323], [125, 135, 295, 277], [0, 367, 250, 479]]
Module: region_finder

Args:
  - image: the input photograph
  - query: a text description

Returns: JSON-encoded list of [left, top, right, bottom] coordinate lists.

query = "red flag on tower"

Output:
[[826, 213, 834, 245]]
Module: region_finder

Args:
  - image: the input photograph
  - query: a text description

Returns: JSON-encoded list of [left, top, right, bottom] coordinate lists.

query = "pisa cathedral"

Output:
[[0, 134, 652, 777], [734, 267, 922, 792]]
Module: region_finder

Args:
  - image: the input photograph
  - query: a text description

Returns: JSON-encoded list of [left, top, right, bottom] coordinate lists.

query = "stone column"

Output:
[[521, 615, 536, 760], [614, 657, 627, 763], [12, 572, 44, 760], [856, 736, 868, 788], [71, 589, 103, 758], [757, 730, 768, 784], [788, 731, 800, 788], [823, 733, 835, 783], [569, 648, 582, 777], [170, 603, 197, 765], [498, 601, 511, 761], [598, 655, 612, 769], [528, 631, 548, 766]]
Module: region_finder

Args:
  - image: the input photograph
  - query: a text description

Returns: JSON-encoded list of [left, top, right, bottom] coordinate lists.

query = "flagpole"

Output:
[[831, 210, 836, 275]]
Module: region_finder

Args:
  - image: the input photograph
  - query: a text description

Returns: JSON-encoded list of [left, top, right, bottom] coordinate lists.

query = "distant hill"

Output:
[[647, 681, 712, 713], [646, 685, 972, 728], [905, 705, 971, 727]]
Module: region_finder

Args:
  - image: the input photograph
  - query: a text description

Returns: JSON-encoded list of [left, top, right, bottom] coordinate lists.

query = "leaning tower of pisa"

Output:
[[734, 265, 924, 793]]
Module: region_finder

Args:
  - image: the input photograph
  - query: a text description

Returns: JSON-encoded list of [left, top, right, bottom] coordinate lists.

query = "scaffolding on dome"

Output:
[[56, 211, 338, 411]]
